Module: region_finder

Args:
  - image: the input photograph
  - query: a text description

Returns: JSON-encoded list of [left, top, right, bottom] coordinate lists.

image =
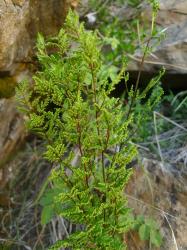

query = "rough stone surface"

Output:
[[128, 0, 187, 74], [0, 98, 25, 168], [0, 0, 74, 169], [0, 0, 70, 74], [152, 0, 187, 26], [126, 158, 187, 250], [0, 97, 25, 208]]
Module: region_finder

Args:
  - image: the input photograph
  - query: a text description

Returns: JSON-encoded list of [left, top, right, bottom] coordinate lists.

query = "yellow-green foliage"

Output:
[[16, 10, 163, 250]]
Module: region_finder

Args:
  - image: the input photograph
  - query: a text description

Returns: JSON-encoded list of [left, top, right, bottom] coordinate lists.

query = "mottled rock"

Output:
[[0, 0, 72, 73], [0, 98, 25, 168], [126, 158, 187, 250], [159, 0, 187, 24], [0, 0, 74, 168]]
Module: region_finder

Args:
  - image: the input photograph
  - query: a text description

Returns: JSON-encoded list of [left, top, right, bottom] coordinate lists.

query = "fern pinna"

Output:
[[16, 9, 163, 250]]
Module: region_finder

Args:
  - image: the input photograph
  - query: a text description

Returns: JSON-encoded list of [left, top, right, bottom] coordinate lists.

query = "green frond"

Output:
[[16, 9, 163, 250]]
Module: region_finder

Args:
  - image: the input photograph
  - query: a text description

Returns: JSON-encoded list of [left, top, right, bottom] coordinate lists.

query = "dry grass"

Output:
[[0, 136, 51, 250]]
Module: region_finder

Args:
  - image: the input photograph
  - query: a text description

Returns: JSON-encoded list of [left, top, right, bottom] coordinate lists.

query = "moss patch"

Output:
[[0, 77, 17, 98]]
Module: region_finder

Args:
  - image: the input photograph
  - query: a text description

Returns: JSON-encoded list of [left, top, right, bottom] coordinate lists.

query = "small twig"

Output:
[[33, 225, 46, 250], [171, 90, 187, 106], [154, 111, 187, 132], [130, 141, 150, 152], [126, 194, 177, 219], [162, 212, 179, 250], [153, 111, 164, 164], [59, 217, 69, 238], [127, 53, 187, 71], [0, 238, 32, 250], [139, 132, 186, 146], [20, 222, 40, 240], [174, 96, 187, 112]]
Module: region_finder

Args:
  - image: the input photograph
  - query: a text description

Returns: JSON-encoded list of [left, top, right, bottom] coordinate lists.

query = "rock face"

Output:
[[126, 158, 187, 250], [0, 0, 74, 168], [0, 0, 75, 222], [0, 1, 75, 214], [128, 0, 187, 74], [0, 0, 71, 74], [0, 98, 25, 209], [0, 98, 25, 168]]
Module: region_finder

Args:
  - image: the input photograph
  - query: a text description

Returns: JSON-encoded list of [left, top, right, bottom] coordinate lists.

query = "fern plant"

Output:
[[16, 8, 163, 250]]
